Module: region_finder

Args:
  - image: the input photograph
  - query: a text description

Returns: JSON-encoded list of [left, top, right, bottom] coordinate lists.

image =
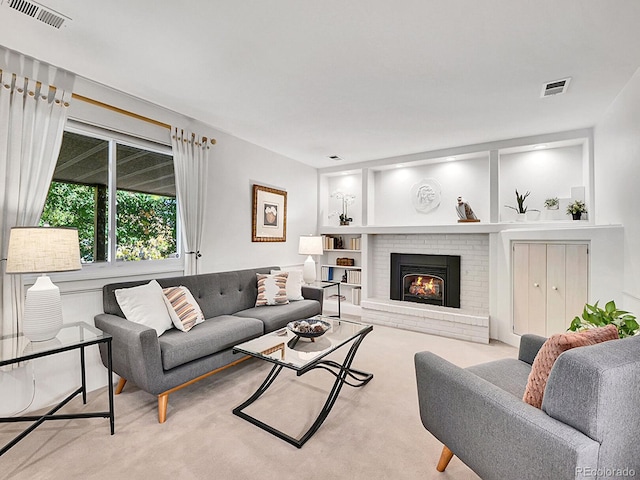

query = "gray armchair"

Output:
[[415, 334, 640, 480]]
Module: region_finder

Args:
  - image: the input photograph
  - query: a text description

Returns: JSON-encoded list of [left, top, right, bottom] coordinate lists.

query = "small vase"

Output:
[[340, 220, 350, 226], [516, 213, 526, 222], [572, 212, 582, 221]]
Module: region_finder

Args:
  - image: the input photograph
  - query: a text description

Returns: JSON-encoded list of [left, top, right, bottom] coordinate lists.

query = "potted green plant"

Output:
[[568, 300, 639, 338], [566, 200, 587, 220], [505, 189, 537, 221], [544, 197, 559, 210]]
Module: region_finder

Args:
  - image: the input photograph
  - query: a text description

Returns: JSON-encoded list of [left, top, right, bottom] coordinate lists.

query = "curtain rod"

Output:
[[71, 93, 216, 145], [1, 70, 216, 145]]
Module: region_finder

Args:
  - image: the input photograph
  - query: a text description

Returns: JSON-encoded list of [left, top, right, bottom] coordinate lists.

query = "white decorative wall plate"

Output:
[[410, 178, 442, 213]]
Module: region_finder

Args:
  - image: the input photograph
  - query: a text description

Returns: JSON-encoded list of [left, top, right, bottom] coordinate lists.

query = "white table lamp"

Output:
[[6, 227, 82, 341], [298, 235, 323, 284]]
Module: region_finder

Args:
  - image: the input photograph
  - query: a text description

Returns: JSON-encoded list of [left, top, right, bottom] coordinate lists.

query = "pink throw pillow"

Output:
[[522, 325, 619, 408]]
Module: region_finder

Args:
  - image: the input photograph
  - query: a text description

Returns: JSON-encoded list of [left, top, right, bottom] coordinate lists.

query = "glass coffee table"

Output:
[[232, 315, 373, 448]]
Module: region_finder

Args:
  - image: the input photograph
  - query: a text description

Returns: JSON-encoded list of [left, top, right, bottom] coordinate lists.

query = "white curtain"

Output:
[[171, 128, 210, 275], [0, 71, 72, 344]]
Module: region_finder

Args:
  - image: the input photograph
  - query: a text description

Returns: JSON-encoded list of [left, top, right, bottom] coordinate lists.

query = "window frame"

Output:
[[40, 121, 184, 283]]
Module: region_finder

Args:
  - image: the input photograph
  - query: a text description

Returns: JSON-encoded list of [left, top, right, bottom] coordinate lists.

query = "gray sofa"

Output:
[[95, 266, 323, 423], [415, 334, 640, 480]]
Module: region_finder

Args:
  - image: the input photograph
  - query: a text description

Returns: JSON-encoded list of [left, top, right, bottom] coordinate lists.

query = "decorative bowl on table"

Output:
[[287, 319, 331, 338]]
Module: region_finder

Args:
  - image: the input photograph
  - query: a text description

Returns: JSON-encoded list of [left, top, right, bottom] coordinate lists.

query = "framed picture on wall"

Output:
[[252, 184, 287, 242]]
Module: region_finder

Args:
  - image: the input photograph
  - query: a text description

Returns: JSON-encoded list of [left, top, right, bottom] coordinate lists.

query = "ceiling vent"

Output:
[[541, 77, 571, 97], [328, 155, 343, 161], [4, 0, 70, 29]]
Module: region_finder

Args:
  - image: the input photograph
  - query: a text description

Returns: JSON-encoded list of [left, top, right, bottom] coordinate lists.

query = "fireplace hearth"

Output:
[[390, 253, 460, 308]]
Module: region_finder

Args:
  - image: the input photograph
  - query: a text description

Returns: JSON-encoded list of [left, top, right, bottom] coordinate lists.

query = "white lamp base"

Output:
[[302, 255, 317, 284], [23, 275, 63, 342]]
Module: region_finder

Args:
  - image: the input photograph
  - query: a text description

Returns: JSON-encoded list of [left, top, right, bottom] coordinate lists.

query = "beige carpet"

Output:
[[0, 324, 516, 480]]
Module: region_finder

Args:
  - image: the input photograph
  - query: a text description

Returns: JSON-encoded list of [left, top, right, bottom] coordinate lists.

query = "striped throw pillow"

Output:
[[162, 286, 205, 332], [255, 272, 289, 306]]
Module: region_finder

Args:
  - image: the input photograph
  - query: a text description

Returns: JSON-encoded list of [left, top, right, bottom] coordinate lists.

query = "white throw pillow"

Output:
[[271, 269, 304, 301], [256, 272, 290, 306], [114, 280, 173, 336], [162, 286, 205, 332]]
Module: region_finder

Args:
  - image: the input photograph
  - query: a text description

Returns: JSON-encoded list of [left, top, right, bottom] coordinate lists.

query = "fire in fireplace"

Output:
[[390, 253, 460, 308], [405, 274, 444, 302]]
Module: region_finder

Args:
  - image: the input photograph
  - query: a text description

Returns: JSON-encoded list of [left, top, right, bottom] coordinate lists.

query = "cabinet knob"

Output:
[[533, 283, 539, 288], [552, 286, 558, 290]]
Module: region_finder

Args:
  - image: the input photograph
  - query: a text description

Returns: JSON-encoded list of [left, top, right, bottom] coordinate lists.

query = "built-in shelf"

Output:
[[320, 234, 363, 298], [322, 264, 361, 270], [319, 221, 598, 235], [324, 249, 361, 253]]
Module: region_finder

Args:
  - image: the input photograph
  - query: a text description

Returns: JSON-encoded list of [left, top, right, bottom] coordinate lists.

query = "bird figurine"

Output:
[[456, 196, 478, 221]]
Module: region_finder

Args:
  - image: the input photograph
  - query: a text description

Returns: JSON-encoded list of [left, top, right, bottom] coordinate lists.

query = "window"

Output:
[[40, 126, 178, 265]]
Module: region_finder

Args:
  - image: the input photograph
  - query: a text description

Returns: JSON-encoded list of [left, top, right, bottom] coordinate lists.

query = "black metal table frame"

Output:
[[309, 280, 342, 318], [233, 324, 373, 448], [0, 327, 114, 456]]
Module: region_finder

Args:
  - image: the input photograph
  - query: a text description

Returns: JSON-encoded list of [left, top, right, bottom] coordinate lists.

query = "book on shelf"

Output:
[[321, 265, 334, 281], [346, 269, 361, 285], [322, 235, 335, 250], [352, 287, 361, 306], [321, 235, 361, 251]]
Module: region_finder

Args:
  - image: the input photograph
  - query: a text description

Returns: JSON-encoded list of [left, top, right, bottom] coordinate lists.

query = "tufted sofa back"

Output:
[[102, 266, 278, 319]]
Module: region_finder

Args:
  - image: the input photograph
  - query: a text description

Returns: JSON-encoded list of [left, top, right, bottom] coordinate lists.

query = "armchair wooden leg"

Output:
[[115, 377, 127, 395], [436, 445, 454, 472], [158, 394, 169, 423]]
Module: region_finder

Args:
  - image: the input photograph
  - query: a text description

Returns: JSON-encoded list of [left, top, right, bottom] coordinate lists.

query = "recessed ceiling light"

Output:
[[395, 164, 404, 168], [328, 155, 343, 161], [533, 144, 547, 150], [447, 157, 456, 161]]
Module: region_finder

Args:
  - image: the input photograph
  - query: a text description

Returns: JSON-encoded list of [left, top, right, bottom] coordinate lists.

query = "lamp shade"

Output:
[[6, 227, 82, 274], [5, 227, 81, 341], [298, 236, 323, 256]]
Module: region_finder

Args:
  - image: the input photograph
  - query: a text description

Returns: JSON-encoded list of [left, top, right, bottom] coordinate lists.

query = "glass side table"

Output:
[[0, 321, 114, 456], [306, 280, 342, 317]]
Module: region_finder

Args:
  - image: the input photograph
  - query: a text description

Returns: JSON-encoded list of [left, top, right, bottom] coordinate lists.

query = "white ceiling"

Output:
[[1, 1, 640, 168]]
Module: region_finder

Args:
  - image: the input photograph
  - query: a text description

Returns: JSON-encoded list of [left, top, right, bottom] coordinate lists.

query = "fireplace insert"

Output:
[[390, 253, 460, 308]]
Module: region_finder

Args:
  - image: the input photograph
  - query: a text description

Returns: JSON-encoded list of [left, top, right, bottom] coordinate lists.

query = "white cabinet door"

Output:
[[546, 244, 567, 335], [513, 242, 588, 336], [513, 243, 530, 335], [564, 244, 589, 330], [528, 244, 548, 336]]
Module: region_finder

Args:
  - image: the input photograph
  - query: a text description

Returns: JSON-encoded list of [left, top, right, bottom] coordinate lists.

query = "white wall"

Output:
[[201, 129, 318, 272], [373, 157, 490, 225], [594, 67, 640, 314], [0, 76, 318, 415], [499, 145, 584, 222]]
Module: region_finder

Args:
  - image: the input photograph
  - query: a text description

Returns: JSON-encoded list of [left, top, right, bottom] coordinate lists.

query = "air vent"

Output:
[[541, 77, 571, 97], [328, 155, 343, 161], [5, 0, 70, 29]]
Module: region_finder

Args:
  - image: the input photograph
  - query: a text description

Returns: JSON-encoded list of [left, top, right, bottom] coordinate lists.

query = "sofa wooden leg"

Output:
[[436, 445, 454, 472], [158, 394, 169, 423], [115, 377, 127, 395]]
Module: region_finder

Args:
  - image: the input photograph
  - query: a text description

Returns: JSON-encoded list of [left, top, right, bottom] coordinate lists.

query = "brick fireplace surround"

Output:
[[361, 233, 490, 343]]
